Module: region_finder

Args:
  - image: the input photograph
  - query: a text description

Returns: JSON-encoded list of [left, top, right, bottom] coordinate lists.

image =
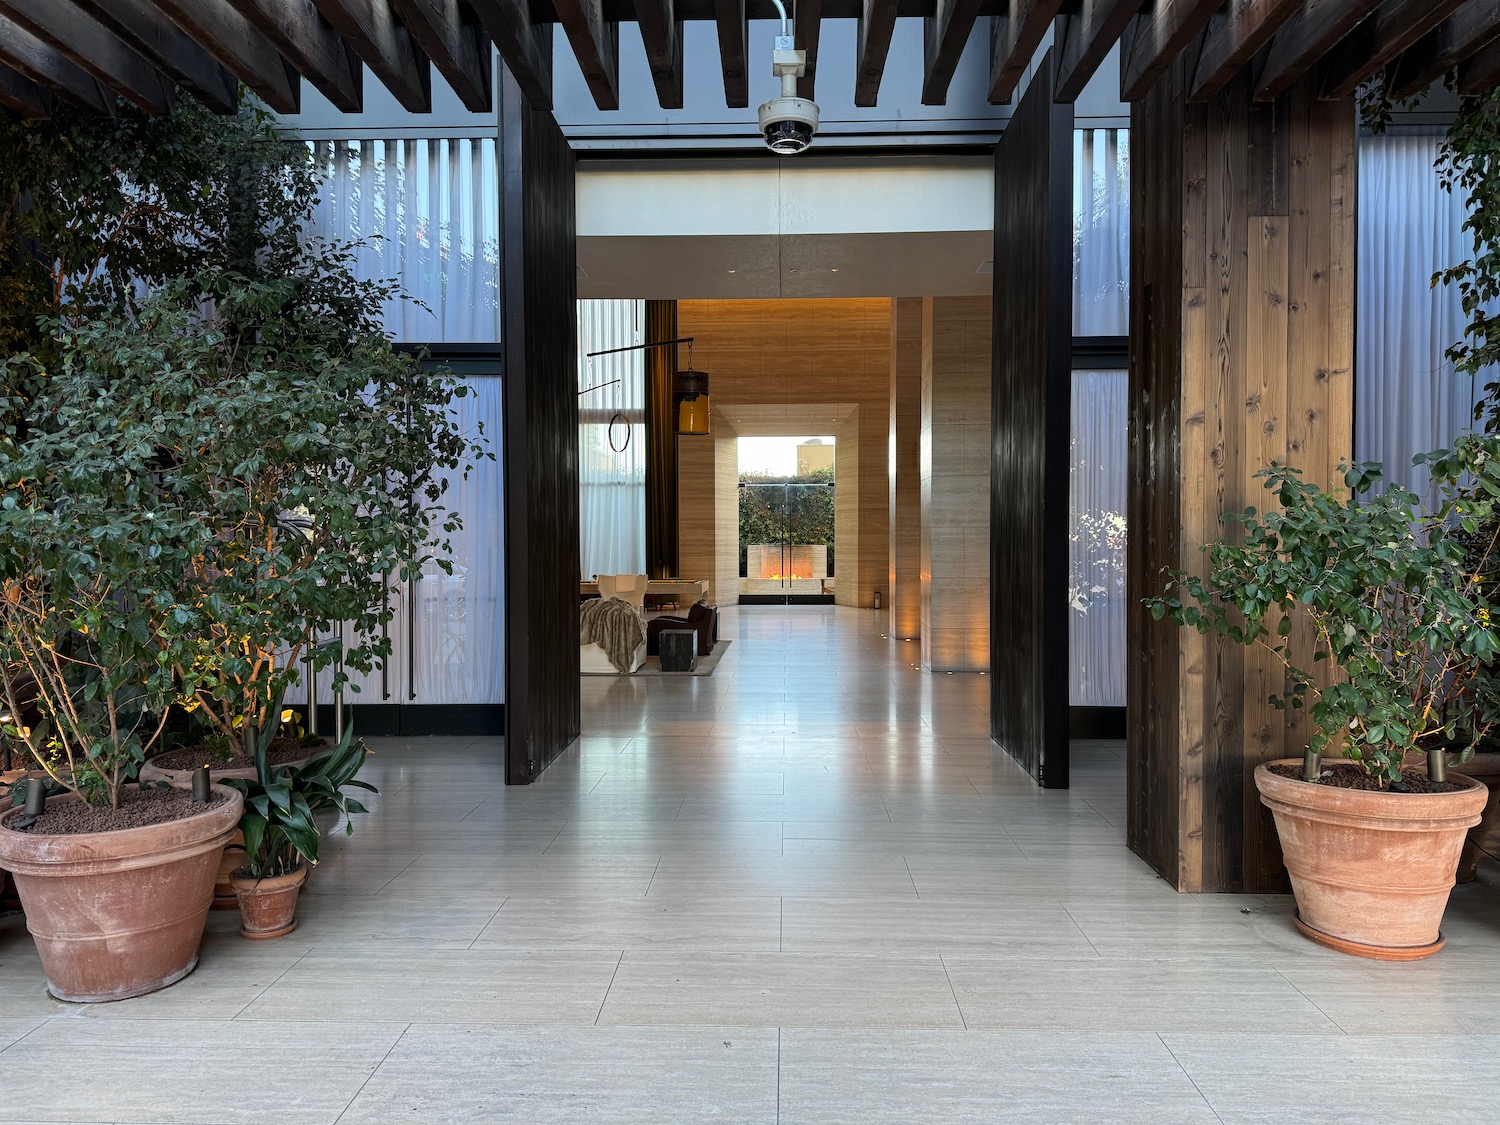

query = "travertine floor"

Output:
[[2, 606, 1499, 1122]]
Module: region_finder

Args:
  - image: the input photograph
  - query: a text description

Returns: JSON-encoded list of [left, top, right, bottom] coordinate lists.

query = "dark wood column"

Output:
[[644, 299, 679, 580], [990, 51, 1074, 789], [1127, 62, 1355, 892], [500, 66, 581, 784]]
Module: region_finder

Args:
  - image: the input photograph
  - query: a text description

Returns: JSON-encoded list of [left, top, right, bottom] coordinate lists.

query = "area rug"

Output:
[[583, 640, 732, 677]]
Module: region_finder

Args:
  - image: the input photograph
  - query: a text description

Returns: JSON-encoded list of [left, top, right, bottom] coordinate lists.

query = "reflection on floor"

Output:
[[1, 606, 1498, 1122]]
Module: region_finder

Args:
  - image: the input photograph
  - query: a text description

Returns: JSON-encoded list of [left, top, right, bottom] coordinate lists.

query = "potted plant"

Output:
[[224, 726, 374, 939], [1148, 437, 1500, 959]]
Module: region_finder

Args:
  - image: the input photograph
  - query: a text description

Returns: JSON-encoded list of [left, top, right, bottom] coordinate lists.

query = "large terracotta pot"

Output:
[[139, 749, 315, 788], [231, 865, 308, 939], [0, 786, 243, 1002], [1255, 760, 1487, 959], [1456, 753, 1500, 883]]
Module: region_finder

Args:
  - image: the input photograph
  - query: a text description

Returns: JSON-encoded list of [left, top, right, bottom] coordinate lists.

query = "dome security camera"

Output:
[[757, 21, 818, 155]]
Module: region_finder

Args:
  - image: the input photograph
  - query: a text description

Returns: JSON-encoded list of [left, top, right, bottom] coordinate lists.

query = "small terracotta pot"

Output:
[[0, 786, 242, 1002], [211, 830, 248, 911], [1455, 753, 1500, 883], [1255, 760, 1488, 959], [231, 865, 308, 940]]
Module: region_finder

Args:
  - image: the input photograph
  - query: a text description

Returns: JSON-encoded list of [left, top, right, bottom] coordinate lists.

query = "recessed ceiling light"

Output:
[[830, 268, 840, 273], [789, 268, 800, 274], [728, 268, 737, 274]]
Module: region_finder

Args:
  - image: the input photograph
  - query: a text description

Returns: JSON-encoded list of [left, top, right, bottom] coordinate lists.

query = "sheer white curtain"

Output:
[[577, 300, 646, 578], [305, 138, 500, 344], [1070, 369, 1128, 707], [1073, 129, 1130, 337], [1357, 134, 1487, 500]]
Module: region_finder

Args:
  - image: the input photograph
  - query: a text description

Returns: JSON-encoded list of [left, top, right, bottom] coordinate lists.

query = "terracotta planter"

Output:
[[1456, 753, 1500, 884], [139, 750, 315, 789], [1255, 760, 1487, 959], [0, 786, 242, 1002], [231, 865, 308, 939], [210, 830, 248, 910]]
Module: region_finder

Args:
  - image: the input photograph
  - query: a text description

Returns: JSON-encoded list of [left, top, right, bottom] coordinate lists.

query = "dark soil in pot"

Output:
[[11, 787, 231, 835], [150, 736, 326, 773], [1268, 762, 1471, 794]]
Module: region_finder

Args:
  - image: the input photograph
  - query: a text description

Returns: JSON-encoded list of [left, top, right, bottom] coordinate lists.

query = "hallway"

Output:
[[0, 609, 1498, 1122]]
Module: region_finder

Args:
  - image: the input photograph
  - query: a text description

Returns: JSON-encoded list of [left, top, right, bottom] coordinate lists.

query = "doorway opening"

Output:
[[738, 436, 837, 605]]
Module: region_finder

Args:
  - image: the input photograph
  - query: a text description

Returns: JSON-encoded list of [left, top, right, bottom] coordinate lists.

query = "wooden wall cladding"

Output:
[[1128, 60, 1355, 892], [645, 300, 679, 580], [501, 69, 582, 784], [989, 53, 1074, 788]]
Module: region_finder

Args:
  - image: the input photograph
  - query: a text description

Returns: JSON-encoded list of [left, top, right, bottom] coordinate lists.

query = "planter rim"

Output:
[[1255, 759, 1487, 829], [142, 748, 319, 778], [230, 863, 308, 890]]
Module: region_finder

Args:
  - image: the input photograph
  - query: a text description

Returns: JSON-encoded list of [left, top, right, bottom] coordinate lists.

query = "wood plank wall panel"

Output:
[[1128, 59, 1354, 891], [889, 298, 923, 641], [645, 300, 680, 579], [989, 51, 1074, 788], [501, 68, 581, 784]]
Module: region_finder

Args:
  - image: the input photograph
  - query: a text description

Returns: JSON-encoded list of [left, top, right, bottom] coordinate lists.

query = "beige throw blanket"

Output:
[[580, 597, 646, 673]]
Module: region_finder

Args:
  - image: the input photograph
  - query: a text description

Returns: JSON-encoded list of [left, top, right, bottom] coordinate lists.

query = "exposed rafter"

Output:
[[227, 0, 363, 111], [0, 0, 173, 114], [989, 0, 1065, 104], [922, 0, 984, 106], [152, 0, 302, 113], [552, 0, 618, 110], [1119, 0, 1220, 101], [467, 0, 551, 110], [1459, 30, 1500, 93], [714, 0, 749, 108], [0, 13, 112, 113], [1319, 0, 1466, 99], [1189, 0, 1302, 101], [1390, 2, 1500, 99], [73, 0, 237, 113], [388, 0, 491, 111], [0, 59, 50, 116], [795, 0, 822, 99], [857, 0, 901, 107], [312, 0, 429, 112], [1254, 0, 1378, 102], [1055, 0, 1146, 103], [633, 0, 682, 108]]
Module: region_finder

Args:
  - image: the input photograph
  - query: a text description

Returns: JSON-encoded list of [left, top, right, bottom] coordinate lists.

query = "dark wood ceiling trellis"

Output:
[[1, 0, 1499, 119]]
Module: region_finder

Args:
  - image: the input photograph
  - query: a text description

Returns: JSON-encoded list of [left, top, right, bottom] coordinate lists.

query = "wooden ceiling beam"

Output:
[[633, 0, 683, 108], [152, 0, 301, 113], [0, 0, 173, 114], [388, 0, 491, 111], [923, 0, 984, 105], [1459, 30, 1500, 92], [1390, 3, 1500, 99], [795, 0, 822, 99], [715, 0, 749, 107], [857, 0, 900, 106], [1189, 0, 1301, 101], [0, 14, 112, 114], [72, 0, 237, 113], [1254, 0, 1378, 102], [1054, 0, 1146, 103], [312, 0, 430, 113], [0, 59, 51, 116], [466, 0, 551, 109], [227, 0, 363, 111], [1319, 0, 1466, 99], [552, 0, 618, 110], [989, 0, 1065, 104], [1119, 0, 1220, 100]]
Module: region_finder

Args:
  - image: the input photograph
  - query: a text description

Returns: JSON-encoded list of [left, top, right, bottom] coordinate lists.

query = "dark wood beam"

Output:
[[467, 0, 551, 110], [1254, 0, 1378, 102], [1390, 3, 1500, 99], [0, 14, 112, 113], [989, 1, 1065, 104], [633, 0, 683, 108], [1054, 0, 1146, 103], [388, 0, 491, 110], [72, 0, 237, 113], [1119, 0, 1220, 100], [796, 0, 822, 99], [0, 59, 50, 116], [1319, 0, 1466, 99], [551, 0, 618, 109], [0, 0, 172, 114], [227, 0, 363, 111], [1189, 0, 1302, 101], [312, 0, 431, 113], [152, 0, 302, 113], [923, 0, 984, 105], [715, 0, 749, 108], [857, 0, 900, 106], [1460, 30, 1500, 92]]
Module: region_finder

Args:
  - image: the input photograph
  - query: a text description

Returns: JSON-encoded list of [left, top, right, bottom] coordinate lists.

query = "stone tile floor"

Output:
[[1, 606, 1498, 1121]]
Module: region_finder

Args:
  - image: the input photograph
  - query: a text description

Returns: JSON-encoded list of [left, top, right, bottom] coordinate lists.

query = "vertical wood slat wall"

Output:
[[501, 69, 582, 784], [989, 50, 1074, 788], [645, 300, 680, 579], [1128, 59, 1355, 892]]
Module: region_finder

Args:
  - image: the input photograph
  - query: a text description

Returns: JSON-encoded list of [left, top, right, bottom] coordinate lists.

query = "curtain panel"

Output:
[[1069, 369, 1128, 707], [1073, 128, 1130, 337], [578, 299, 647, 578]]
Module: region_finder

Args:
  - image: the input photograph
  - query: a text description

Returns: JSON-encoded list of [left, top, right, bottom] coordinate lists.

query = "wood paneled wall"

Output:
[[989, 52, 1074, 788], [890, 299, 923, 641], [644, 300, 679, 580], [1128, 61, 1355, 893], [500, 69, 581, 784]]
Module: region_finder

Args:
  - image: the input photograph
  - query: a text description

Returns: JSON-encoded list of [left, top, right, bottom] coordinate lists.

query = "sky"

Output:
[[737, 436, 835, 477]]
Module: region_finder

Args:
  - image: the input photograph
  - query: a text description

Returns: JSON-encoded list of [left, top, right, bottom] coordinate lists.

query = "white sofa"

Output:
[[580, 638, 646, 674]]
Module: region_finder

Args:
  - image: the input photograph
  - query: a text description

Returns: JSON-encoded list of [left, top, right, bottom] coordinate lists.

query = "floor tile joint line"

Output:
[[595, 952, 625, 1025], [332, 1021, 412, 1125], [1157, 1032, 1226, 1124]]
